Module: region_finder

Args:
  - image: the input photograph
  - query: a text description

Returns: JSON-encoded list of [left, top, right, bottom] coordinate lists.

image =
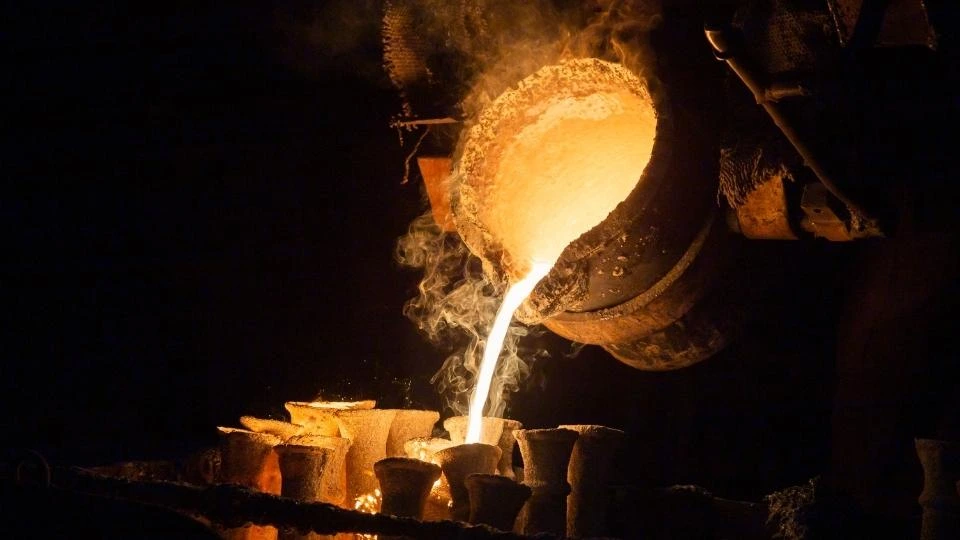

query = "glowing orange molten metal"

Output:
[[484, 89, 656, 272], [459, 59, 657, 442], [465, 262, 551, 443]]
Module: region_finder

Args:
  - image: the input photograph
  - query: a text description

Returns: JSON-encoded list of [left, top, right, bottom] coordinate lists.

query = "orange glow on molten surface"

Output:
[[483, 87, 656, 274]]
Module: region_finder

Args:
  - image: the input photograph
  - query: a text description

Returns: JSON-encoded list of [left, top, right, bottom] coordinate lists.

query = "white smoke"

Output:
[[395, 210, 548, 417]]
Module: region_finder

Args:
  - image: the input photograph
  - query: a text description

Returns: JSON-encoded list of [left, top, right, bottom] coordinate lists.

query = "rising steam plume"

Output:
[[395, 211, 548, 417]]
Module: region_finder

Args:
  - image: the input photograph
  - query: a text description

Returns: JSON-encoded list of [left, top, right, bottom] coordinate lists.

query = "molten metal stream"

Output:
[[465, 261, 553, 443], [457, 60, 657, 443]]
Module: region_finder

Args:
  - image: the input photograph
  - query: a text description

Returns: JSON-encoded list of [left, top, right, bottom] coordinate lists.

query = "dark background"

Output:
[[4, 0, 441, 464], [7, 0, 947, 512]]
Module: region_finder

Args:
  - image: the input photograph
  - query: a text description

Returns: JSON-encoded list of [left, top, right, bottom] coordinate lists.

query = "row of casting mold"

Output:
[[282, 401, 439, 501], [510, 425, 625, 537], [226, 400, 440, 505], [221, 412, 623, 536], [383, 426, 577, 535], [375, 443, 533, 533], [227, 401, 366, 507], [399, 434, 533, 529], [216, 427, 349, 539], [225, 411, 529, 532], [217, 402, 441, 538]]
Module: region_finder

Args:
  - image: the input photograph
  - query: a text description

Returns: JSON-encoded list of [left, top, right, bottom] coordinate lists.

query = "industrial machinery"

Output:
[[389, 1, 960, 534], [388, 0, 957, 369]]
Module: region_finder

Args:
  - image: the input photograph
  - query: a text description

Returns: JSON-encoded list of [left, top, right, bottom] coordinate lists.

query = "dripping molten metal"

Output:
[[465, 261, 552, 443]]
